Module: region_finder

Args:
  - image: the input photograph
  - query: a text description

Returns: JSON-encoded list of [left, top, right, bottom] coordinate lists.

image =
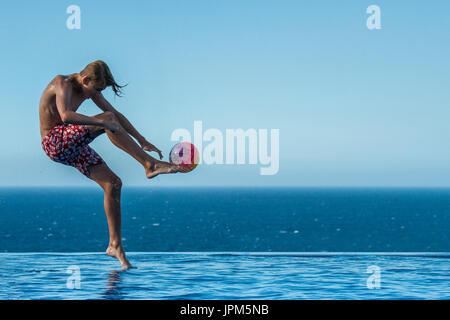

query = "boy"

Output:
[[39, 60, 182, 269]]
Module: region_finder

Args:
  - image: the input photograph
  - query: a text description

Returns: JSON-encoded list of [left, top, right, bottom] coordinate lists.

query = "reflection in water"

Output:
[[102, 269, 125, 300]]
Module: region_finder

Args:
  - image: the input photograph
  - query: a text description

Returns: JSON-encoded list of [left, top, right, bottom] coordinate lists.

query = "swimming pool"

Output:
[[1, 252, 449, 300]]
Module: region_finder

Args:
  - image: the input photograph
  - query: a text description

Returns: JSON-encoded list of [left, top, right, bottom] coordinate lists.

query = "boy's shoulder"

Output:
[[52, 74, 67, 85], [51, 74, 78, 92]]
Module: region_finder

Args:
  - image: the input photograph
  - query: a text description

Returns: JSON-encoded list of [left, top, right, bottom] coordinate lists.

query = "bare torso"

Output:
[[39, 74, 86, 140]]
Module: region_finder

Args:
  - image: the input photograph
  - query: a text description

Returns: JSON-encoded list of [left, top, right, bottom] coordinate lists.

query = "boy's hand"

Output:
[[140, 139, 163, 159]]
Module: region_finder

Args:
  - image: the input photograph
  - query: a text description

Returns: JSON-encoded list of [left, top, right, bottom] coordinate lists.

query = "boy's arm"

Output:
[[55, 76, 110, 128], [91, 92, 163, 159]]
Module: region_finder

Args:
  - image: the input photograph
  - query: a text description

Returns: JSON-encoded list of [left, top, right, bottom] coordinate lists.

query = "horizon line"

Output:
[[2, 185, 450, 189], [1, 252, 450, 256]]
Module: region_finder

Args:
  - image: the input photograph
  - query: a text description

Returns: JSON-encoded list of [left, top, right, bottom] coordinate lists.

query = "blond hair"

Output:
[[80, 60, 126, 96]]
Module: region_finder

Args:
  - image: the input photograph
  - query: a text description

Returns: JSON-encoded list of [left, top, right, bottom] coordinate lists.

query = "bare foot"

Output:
[[145, 160, 183, 179], [106, 245, 132, 270]]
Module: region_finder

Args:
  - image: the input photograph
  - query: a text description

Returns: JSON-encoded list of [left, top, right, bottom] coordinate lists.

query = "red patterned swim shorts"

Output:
[[41, 124, 103, 178]]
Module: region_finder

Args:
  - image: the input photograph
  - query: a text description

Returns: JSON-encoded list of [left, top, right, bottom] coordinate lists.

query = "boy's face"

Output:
[[81, 76, 105, 97]]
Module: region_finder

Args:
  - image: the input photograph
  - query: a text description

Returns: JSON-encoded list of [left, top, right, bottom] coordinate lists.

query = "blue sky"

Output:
[[0, 1, 449, 186]]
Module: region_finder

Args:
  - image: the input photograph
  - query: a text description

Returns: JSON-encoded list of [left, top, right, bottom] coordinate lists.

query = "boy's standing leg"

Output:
[[88, 162, 132, 269]]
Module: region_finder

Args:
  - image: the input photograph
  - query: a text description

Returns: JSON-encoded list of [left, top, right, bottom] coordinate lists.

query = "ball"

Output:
[[169, 142, 199, 173]]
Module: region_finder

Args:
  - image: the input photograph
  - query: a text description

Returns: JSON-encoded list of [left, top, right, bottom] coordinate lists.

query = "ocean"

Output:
[[0, 187, 450, 299]]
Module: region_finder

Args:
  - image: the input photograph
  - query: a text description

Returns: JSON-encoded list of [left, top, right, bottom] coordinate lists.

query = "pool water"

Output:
[[1, 252, 449, 300]]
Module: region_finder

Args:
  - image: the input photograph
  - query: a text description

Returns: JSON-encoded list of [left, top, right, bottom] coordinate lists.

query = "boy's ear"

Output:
[[81, 76, 90, 86]]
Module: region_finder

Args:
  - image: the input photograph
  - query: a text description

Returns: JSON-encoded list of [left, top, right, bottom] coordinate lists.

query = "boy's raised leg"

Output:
[[89, 112, 182, 179]]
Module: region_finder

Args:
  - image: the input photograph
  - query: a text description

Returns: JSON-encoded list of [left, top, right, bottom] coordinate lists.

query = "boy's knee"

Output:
[[112, 177, 122, 191], [103, 111, 118, 122], [113, 177, 122, 189], [105, 177, 122, 194]]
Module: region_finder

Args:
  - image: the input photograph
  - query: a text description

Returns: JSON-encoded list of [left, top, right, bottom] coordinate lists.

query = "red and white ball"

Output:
[[169, 142, 199, 173]]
